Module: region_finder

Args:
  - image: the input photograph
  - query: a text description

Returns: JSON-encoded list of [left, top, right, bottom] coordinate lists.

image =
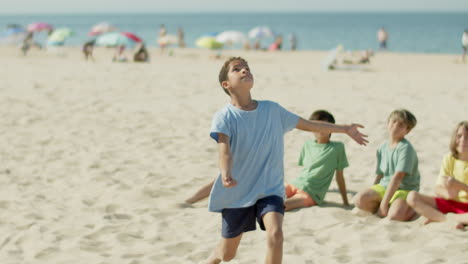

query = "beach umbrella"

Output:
[[195, 36, 223, 50], [27, 22, 53, 32], [215, 31, 247, 44], [95, 32, 141, 47], [120, 31, 142, 43], [47, 28, 74, 45], [89, 22, 117, 36], [0, 27, 26, 45], [248, 26, 274, 39], [157, 34, 178, 46]]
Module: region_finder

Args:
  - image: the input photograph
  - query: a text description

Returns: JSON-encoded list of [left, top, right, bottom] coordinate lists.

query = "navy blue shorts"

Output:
[[221, 195, 284, 238]]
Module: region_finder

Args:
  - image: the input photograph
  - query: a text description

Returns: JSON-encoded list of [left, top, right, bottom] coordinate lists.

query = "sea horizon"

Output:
[[2, 12, 468, 53]]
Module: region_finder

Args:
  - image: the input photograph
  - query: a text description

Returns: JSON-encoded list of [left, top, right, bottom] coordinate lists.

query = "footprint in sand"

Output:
[[164, 241, 196, 255], [34, 247, 60, 260]]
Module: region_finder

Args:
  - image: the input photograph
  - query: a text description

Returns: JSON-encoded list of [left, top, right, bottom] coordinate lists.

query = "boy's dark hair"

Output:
[[387, 109, 417, 130], [450, 121, 468, 159], [218, 57, 248, 96], [309, 110, 335, 124]]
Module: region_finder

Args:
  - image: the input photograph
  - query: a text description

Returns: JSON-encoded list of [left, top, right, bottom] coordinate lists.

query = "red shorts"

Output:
[[285, 183, 316, 207], [435, 197, 468, 214]]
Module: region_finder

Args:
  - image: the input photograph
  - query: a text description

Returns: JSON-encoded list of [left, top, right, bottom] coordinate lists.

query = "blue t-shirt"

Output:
[[208, 100, 300, 212]]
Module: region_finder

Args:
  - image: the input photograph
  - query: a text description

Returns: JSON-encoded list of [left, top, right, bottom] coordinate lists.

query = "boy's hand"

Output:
[[378, 203, 389, 217], [346, 124, 368, 146], [222, 173, 237, 188]]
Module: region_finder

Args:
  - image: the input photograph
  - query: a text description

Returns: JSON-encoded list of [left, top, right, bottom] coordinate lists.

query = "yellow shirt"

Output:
[[437, 153, 468, 202]]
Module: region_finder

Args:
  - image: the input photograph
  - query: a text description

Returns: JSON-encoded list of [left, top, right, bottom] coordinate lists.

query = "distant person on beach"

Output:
[[112, 45, 128, 62], [133, 43, 149, 62], [354, 109, 419, 222], [342, 49, 374, 64], [462, 29, 468, 62], [289, 33, 297, 51], [177, 27, 185, 48], [254, 39, 262, 50], [203, 57, 367, 264], [20, 32, 34, 55], [186, 110, 351, 210], [328, 49, 374, 70], [82, 40, 95, 61], [377, 27, 388, 50], [158, 24, 167, 55], [269, 35, 283, 51], [407, 121, 468, 229]]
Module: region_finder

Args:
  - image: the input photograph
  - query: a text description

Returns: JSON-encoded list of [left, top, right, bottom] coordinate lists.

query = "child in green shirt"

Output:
[[354, 109, 420, 221], [284, 110, 350, 211], [186, 110, 352, 211]]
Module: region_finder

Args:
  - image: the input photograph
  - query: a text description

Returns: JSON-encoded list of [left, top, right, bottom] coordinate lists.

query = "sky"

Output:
[[1, 0, 468, 14]]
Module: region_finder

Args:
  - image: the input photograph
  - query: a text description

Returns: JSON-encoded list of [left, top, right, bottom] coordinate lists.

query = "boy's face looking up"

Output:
[[221, 60, 254, 95], [387, 118, 411, 141]]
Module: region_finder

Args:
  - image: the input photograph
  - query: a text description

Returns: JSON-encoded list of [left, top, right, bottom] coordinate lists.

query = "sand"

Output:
[[0, 46, 467, 263]]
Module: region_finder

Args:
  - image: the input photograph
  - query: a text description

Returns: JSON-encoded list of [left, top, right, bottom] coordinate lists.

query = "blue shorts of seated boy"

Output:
[[221, 195, 284, 238]]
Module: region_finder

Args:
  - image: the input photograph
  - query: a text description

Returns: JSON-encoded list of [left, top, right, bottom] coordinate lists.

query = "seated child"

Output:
[[186, 110, 351, 211], [354, 109, 420, 221], [407, 121, 468, 229], [284, 110, 350, 210]]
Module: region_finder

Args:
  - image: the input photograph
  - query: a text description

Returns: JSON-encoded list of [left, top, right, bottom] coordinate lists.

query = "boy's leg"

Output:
[[353, 188, 382, 213], [185, 179, 215, 204], [284, 184, 316, 211], [407, 191, 444, 223], [386, 199, 415, 221], [284, 196, 307, 211], [206, 234, 243, 264], [262, 212, 284, 264]]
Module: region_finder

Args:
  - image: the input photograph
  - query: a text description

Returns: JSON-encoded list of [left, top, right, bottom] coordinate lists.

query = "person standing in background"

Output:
[[289, 33, 297, 51], [462, 29, 468, 62], [158, 24, 167, 55], [377, 27, 388, 50], [177, 27, 186, 48]]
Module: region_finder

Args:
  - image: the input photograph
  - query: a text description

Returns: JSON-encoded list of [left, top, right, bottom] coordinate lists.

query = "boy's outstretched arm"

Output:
[[217, 133, 237, 188], [335, 170, 349, 206], [295, 118, 368, 145]]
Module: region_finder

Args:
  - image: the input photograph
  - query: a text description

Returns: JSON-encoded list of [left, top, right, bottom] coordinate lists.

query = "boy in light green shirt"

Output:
[[354, 109, 420, 221], [285, 110, 350, 210]]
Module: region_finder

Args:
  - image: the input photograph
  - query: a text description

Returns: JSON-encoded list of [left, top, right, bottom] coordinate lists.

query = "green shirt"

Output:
[[376, 138, 420, 191], [291, 140, 348, 205]]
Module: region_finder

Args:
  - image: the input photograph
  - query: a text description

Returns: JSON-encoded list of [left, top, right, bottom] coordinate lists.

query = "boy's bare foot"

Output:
[[423, 218, 434, 225], [455, 223, 466, 230]]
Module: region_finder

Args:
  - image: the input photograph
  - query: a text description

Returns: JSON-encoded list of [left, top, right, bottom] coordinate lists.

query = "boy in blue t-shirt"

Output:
[[354, 109, 420, 222], [204, 57, 368, 264], [186, 110, 350, 211]]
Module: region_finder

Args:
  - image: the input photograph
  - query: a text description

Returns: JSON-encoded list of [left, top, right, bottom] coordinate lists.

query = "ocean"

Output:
[[1, 12, 467, 53]]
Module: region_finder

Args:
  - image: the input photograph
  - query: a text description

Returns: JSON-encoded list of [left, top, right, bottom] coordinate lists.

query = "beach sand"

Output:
[[0, 46, 467, 263]]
